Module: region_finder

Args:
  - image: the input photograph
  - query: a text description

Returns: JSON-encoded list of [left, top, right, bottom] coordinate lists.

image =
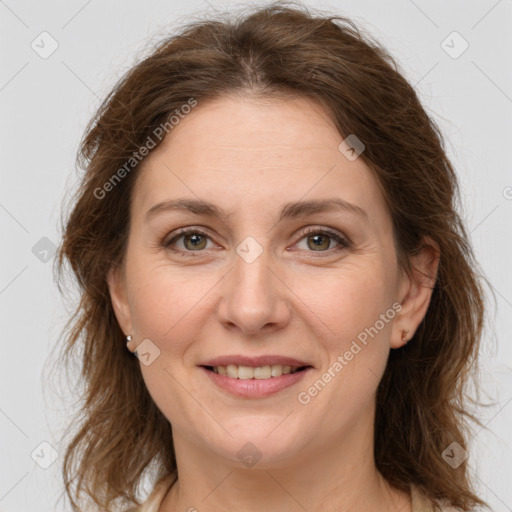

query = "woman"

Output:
[[55, 2, 487, 511]]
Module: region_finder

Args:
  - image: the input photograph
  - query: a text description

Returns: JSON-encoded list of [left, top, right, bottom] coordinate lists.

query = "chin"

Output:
[[203, 422, 310, 469]]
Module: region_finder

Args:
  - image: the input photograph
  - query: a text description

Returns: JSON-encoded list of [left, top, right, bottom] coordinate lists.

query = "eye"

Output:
[[293, 227, 350, 255], [163, 227, 216, 256], [163, 225, 350, 258]]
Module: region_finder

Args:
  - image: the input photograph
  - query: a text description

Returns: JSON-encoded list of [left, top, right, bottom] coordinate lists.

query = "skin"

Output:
[[108, 94, 439, 512]]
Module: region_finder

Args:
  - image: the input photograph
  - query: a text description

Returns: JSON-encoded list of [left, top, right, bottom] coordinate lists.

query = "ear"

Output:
[[106, 265, 133, 340], [391, 237, 440, 349]]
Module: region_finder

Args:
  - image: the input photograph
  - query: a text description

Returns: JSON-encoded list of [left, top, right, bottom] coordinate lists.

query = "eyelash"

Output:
[[162, 226, 350, 258]]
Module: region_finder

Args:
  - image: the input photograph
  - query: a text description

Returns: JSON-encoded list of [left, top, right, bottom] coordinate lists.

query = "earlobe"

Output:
[[391, 238, 440, 349], [106, 266, 133, 336]]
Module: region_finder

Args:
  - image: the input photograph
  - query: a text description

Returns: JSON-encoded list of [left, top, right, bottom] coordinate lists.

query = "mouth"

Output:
[[200, 364, 313, 379], [199, 363, 314, 398]]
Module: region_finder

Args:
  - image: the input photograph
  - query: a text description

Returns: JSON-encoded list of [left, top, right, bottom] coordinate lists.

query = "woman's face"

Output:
[[109, 94, 431, 468]]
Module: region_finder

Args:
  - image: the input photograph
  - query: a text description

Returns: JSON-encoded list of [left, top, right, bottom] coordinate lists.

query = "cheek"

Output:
[[292, 262, 395, 341], [294, 268, 396, 434], [126, 267, 217, 421], [294, 271, 394, 423], [293, 263, 395, 397], [126, 261, 219, 350]]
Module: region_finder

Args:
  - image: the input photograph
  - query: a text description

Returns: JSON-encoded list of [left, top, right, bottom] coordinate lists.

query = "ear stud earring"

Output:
[[126, 334, 135, 354], [401, 329, 410, 344]]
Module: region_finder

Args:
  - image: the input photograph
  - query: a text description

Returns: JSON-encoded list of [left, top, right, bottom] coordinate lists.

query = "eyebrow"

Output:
[[144, 197, 368, 224]]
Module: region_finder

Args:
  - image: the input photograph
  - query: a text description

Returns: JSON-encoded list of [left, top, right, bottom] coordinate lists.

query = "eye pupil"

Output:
[[184, 233, 207, 250], [308, 234, 330, 251]]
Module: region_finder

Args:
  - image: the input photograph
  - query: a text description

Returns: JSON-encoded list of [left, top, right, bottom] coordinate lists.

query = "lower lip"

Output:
[[200, 366, 312, 398]]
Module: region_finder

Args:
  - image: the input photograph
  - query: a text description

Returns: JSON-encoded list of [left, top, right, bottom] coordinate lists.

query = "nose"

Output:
[[217, 241, 291, 335]]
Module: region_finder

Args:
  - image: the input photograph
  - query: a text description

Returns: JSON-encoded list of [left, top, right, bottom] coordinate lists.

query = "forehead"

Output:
[[131, 94, 390, 229]]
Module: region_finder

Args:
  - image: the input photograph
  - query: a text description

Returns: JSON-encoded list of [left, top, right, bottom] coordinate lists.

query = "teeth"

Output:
[[212, 364, 301, 379]]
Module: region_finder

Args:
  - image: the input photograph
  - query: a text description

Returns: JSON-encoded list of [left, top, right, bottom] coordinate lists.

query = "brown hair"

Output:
[[53, 1, 488, 510]]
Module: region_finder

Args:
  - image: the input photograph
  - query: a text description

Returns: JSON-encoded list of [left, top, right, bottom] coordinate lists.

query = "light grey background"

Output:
[[1, 0, 511, 510]]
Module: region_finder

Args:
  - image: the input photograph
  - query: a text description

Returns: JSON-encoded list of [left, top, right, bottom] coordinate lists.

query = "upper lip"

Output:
[[199, 355, 313, 368]]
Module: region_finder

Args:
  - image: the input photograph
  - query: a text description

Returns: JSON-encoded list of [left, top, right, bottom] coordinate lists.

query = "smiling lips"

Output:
[[206, 363, 304, 379], [199, 354, 313, 380], [199, 354, 314, 397]]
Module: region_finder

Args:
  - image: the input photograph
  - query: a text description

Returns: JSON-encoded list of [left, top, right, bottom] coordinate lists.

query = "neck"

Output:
[[160, 413, 411, 512]]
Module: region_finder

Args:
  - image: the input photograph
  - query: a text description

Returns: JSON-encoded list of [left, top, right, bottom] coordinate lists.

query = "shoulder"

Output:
[[410, 484, 465, 512], [125, 473, 177, 512]]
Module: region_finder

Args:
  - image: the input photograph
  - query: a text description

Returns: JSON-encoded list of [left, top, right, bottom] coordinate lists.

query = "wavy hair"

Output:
[[53, 1, 488, 510]]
